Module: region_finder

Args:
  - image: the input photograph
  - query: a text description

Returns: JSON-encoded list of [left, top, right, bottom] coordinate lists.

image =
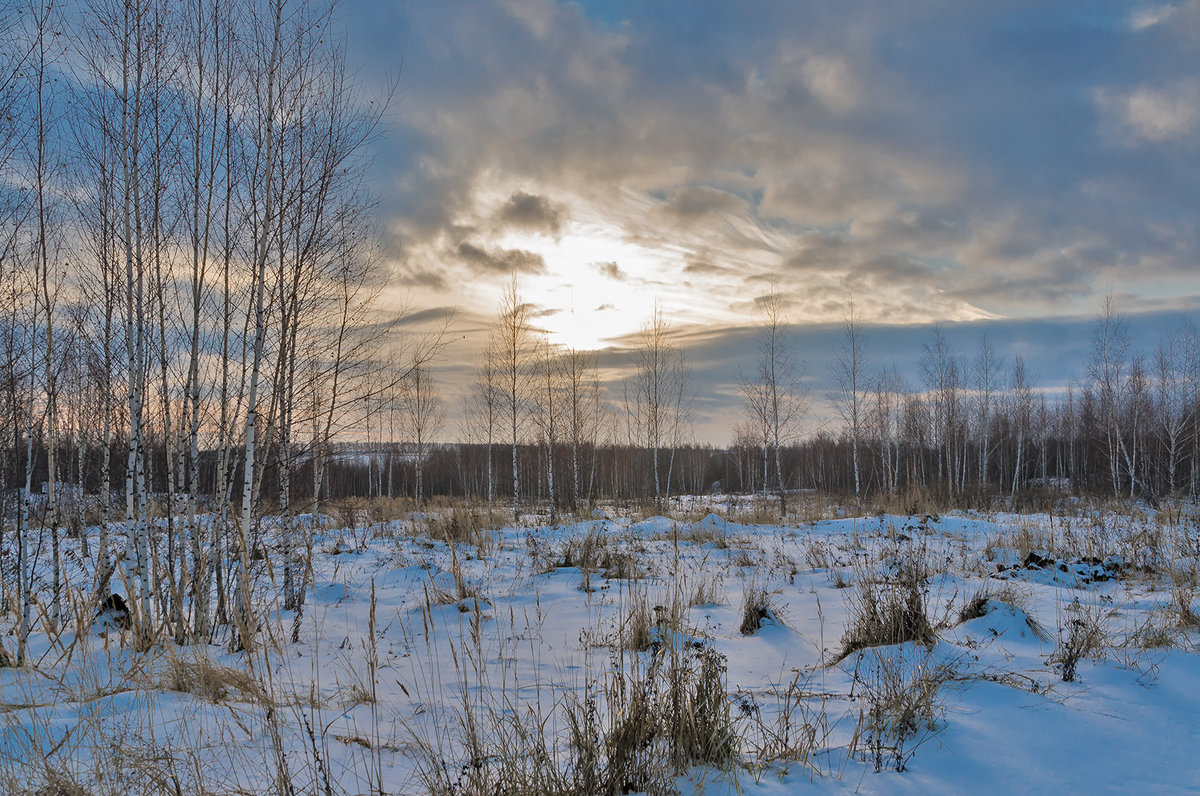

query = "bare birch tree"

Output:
[[399, 356, 444, 509], [494, 276, 531, 521], [627, 304, 692, 507], [830, 297, 867, 498], [974, 335, 1002, 488], [738, 286, 805, 515]]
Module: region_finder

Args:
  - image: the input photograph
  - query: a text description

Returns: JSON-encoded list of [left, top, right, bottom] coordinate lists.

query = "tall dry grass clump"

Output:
[[838, 552, 935, 661], [407, 585, 739, 796]]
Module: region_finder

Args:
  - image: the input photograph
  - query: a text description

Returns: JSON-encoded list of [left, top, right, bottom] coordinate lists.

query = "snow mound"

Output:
[[957, 599, 1050, 644]]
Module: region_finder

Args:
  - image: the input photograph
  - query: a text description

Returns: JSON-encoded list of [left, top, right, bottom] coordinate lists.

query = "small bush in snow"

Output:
[[1051, 597, 1111, 682]]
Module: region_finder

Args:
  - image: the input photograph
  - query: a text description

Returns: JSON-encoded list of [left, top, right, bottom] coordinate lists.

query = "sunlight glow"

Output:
[[478, 186, 750, 351]]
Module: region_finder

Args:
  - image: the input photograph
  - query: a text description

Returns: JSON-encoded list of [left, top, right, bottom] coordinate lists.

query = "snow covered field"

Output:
[[2, 499, 1199, 794]]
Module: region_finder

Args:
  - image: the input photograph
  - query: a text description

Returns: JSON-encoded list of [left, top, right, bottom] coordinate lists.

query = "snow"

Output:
[[1, 503, 1198, 793]]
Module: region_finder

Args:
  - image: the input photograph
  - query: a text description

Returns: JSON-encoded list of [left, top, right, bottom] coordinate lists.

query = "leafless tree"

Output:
[[1009, 355, 1034, 496], [974, 335, 1002, 488], [870, 366, 905, 495], [738, 286, 805, 514], [628, 304, 691, 508], [830, 296, 867, 499], [920, 325, 964, 495], [467, 344, 502, 515], [562, 345, 601, 510], [1089, 296, 1132, 496], [494, 275, 532, 521], [531, 334, 562, 522], [1154, 328, 1190, 496], [399, 355, 444, 509]]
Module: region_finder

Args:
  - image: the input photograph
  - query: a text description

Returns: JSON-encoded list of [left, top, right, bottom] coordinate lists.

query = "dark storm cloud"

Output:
[[455, 241, 547, 275]]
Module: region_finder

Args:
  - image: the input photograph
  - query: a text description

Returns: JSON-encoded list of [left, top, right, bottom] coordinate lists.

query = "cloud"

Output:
[[392, 306, 458, 327], [850, 210, 967, 253], [1096, 81, 1200, 144], [393, 266, 448, 290], [1127, 4, 1178, 31], [592, 260, 627, 280], [799, 54, 861, 114], [455, 241, 546, 275], [661, 186, 745, 220], [495, 191, 566, 234], [683, 259, 735, 276], [352, 0, 1200, 334]]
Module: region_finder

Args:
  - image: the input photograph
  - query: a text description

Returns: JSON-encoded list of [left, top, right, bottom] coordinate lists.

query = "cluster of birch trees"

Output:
[[0, 0, 403, 658], [451, 280, 1200, 515], [793, 297, 1200, 504], [463, 282, 697, 521]]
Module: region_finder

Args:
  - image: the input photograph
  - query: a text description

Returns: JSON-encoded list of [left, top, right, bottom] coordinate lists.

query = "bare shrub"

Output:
[[851, 646, 956, 773], [735, 669, 829, 780], [330, 497, 366, 531], [1051, 597, 1112, 682]]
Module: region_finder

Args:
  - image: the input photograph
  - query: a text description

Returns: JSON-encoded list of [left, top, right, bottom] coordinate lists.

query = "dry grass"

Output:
[[423, 544, 483, 608], [159, 653, 268, 705], [543, 526, 608, 573], [739, 588, 781, 636], [409, 629, 738, 796], [956, 585, 1050, 641], [651, 517, 731, 548], [0, 637, 295, 795], [838, 555, 935, 661], [619, 589, 688, 652], [734, 669, 831, 781], [687, 572, 725, 607], [1167, 563, 1200, 628]]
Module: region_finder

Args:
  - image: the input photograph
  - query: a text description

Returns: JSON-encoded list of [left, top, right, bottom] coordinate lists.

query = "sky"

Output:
[[339, 0, 1200, 442]]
